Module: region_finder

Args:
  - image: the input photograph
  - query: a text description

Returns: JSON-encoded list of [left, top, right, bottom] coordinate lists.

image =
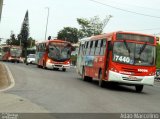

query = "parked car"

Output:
[[155, 69, 160, 80], [26, 54, 36, 65]]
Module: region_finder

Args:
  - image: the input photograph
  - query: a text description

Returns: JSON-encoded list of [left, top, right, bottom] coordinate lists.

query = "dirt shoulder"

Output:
[[0, 62, 11, 90]]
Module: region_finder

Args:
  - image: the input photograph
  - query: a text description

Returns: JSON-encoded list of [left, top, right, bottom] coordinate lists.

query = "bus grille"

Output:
[[55, 65, 62, 67], [122, 67, 142, 74], [122, 77, 142, 81]]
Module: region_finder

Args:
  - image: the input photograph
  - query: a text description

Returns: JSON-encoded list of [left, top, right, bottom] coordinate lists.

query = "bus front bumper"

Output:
[[46, 62, 70, 69], [108, 70, 154, 86]]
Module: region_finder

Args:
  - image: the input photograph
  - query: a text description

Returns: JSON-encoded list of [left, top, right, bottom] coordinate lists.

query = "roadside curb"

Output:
[[0, 63, 49, 113], [0, 63, 15, 92]]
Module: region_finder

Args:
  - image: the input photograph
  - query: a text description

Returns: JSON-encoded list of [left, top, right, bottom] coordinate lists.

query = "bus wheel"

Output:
[[98, 70, 105, 88], [37, 65, 41, 68], [43, 61, 47, 69], [82, 68, 87, 81], [135, 85, 143, 92], [62, 68, 66, 72]]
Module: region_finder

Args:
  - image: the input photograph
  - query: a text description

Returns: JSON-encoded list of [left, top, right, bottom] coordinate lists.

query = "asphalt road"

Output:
[[4, 62, 160, 113]]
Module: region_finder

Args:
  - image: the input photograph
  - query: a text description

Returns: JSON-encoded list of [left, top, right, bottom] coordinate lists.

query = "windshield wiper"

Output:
[[123, 40, 130, 56], [138, 42, 147, 55]]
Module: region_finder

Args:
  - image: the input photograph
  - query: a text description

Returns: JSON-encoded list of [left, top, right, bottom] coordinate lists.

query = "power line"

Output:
[[101, 0, 160, 11], [126, 27, 160, 31], [89, 0, 160, 19]]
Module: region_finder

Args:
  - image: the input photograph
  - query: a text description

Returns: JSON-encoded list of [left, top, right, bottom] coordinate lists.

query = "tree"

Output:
[[19, 10, 29, 62], [27, 37, 35, 48], [57, 27, 79, 43], [6, 32, 19, 45], [77, 16, 108, 38]]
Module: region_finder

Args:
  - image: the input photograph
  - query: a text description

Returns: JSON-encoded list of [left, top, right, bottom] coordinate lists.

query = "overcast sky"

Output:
[[0, 0, 160, 42]]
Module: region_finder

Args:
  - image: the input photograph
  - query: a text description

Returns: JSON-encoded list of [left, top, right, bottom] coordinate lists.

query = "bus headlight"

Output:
[[8, 57, 12, 60], [111, 67, 118, 73], [47, 59, 51, 63], [149, 72, 155, 76]]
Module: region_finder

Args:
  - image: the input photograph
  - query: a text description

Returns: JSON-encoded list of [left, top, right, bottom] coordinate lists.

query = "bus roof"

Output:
[[79, 31, 156, 43], [36, 39, 72, 45], [1, 45, 22, 48]]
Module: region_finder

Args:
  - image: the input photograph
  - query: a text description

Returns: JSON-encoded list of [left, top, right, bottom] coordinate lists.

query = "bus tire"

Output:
[[98, 70, 105, 88], [82, 67, 87, 81], [43, 61, 47, 69], [37, 64, 41, 68], [87, 77, 92, 82], [135, 85, 143, 92], [62, 68, 66, 72]]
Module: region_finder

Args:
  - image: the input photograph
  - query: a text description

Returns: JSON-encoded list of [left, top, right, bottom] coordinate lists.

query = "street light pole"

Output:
[[45, 7, 49, 40]]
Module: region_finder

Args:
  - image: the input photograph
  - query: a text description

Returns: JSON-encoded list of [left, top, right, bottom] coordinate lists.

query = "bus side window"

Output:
[[39, 44, 41, 52], [86, 41, 90, 55], [95, 40, 101, 55], [100, 39, 106, 55], [78, 44, 83, 55], [83, 41, 88, 55], [78, 44, 81, 55], [81, 44, 85, 55], [100, 40, 103, 55], [90, 41, 95, 55], [43, 43, 46, 52], [44, 43, 47, 51]]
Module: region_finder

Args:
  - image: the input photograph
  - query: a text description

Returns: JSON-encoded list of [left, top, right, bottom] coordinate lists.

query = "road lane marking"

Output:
[[0, 64, 15, 92]]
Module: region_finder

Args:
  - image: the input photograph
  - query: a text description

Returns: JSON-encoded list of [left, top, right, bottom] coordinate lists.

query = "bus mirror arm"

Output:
[[46, 48, 49, 52], [108, 44, 113, 51]]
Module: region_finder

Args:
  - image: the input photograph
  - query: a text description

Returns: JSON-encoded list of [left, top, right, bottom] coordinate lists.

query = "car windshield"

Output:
[[10, 48, 22, 57], [48, 42, 71, 61], [112, 41, 156, 66]]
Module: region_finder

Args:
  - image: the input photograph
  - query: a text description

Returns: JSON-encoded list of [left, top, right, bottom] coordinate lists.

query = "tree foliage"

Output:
[[19, 10, 29, 48], [56, 16, 109, 43], [6, 32, 19, 45], [27, 37, 35, 48], [57, 27, 79, 43], [77, 16, 105, 38]]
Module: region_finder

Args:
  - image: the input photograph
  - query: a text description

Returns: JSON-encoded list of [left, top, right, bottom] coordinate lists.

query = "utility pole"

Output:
[[0, 38, 3, 57], [45, 7, 49, 40], [0, 38, 2, 45]]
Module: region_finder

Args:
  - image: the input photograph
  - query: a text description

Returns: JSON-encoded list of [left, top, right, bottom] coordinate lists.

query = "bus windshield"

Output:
[[10, 48, 22, 57], [112, 41, 156, 66], [48, 43, 71, 61]]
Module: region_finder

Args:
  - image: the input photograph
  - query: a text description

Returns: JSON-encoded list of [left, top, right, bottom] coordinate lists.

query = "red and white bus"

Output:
[[36, 39, 72, 71], [1, 45, 22, 63], [77, 31, 157, 92]]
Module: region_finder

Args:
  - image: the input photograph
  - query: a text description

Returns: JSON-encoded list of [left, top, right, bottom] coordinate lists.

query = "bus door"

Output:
[[105, 41, 112, 80]]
